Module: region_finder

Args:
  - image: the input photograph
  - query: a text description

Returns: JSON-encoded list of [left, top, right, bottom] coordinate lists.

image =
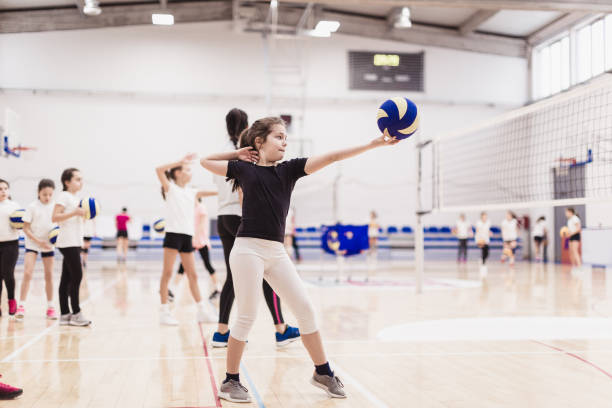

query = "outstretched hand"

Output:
[[372, 131, 401, 147], [237, 147, 260, 163]]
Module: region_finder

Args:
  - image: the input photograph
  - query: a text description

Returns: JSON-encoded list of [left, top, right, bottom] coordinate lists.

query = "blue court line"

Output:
[[240, 361, 265, 408]]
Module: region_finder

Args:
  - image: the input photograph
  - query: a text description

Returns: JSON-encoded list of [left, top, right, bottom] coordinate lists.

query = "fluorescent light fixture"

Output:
[[270, 0, 278, 8], [83, 0, 101, 16], [152, 13, 174, 25], [315, 20, 340, 33], [389, 7, 411, 29]]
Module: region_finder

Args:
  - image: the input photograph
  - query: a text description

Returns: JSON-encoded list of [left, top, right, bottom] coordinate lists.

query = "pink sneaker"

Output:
[[0, 374, 23, 400], [15, 305, 25, 320], [46, 307, 58, 320], [8, 300, 17, 316]]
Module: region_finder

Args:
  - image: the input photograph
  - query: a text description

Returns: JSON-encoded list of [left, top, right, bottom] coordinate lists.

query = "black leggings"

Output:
[[178, 246, 216, 275], [58, 247, 83, 315], [458, 239, 468, 261], [0, 240, 18, 301], [291, 235, 301, 261], [218, 215, 284, 326], [481, 245, 489, 264]]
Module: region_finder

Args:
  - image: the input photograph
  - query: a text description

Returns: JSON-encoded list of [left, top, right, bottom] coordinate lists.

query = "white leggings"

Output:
[[229, 237, 318, 341]]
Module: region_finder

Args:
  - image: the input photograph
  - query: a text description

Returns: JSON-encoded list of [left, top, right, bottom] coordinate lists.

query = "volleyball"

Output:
[[79, 197, 100, 220], [477, 239, 486, 248], [153, 219, 165, 233], [49, 226, 60, 244], [376, 97, 419, 140], [502, 247, 513, 257], [9, 209, 25, 229], [560, 226, 570, 238]]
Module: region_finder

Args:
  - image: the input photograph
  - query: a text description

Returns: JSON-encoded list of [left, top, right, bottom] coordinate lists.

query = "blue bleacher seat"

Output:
[[401, 226, 413, 233], [387, 226, 398, 234]]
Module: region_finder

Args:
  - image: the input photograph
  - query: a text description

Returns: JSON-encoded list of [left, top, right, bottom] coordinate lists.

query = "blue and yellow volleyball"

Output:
[[153, 219, 165, 233], [79, 197, 100, 220], [48, 226, 60, 244], [9, 209, 25, 229], [376, 97, 419, 140]]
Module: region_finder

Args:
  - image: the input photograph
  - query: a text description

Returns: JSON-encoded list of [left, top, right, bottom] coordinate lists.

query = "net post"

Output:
[[415, 140, 430, 294]]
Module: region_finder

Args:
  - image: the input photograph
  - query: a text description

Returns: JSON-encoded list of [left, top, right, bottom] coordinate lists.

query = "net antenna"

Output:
[[2, 108, 36, 159]]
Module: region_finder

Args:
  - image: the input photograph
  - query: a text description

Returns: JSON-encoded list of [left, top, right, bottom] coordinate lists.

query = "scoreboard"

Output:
[[348, 51, 424, 91]]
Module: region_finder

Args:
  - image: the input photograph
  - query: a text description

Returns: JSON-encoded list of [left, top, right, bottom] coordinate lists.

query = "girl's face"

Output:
[[258, 124, 287, 162], [0, 183, 8, 201], [39, 187, 54, 204], [506, 212, 513, 220], [176, 165, 193, 185], [66, 171, 83, 192], [481, 213, 488, 221], [566, 210, 573, 219]]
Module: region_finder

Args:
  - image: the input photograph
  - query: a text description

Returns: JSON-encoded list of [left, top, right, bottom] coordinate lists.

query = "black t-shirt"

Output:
[[226, 158, 308, 243]]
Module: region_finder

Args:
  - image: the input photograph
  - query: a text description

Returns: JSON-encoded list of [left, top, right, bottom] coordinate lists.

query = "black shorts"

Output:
[[117, 230, 128, 238], [163, 232, 194, 253], [25, 249, 55, 258], [569, 233, 581, 242], [534, 236, 543, 244], [83, 237, 93, 242]]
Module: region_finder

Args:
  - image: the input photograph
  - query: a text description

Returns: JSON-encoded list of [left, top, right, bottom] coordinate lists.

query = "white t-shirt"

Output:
[[83, 219, 96, 238], [532, 220, 546, 238], [567, 215, 581, 235], [23, 200, 56, 251], [165, 182, 197, 236], [475, 220, 491, 244], [455, 220, 471, 239], [0, 199, 20, 242], [501, 218, 518, 242], [213, 139, 242, 217], [285, 207, 295, 235], [56, 191, 84, 248]]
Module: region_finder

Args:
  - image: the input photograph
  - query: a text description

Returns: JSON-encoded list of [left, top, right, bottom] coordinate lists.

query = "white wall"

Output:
[[0, 22, 527, 233]]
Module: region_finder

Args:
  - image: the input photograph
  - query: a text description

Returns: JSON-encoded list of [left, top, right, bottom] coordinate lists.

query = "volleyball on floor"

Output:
[[48, 226, 60, 244], [9, 209, 25, 229], [79, 197, 100, 219], [153, 219, 165, 233], [376, 97, 419, 140]]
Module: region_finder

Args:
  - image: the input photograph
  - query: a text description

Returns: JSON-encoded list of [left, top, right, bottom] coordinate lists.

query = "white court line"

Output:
[[329, 358, 390, 408], [9, 348, 612, 364], [1, 276, 121, 363]]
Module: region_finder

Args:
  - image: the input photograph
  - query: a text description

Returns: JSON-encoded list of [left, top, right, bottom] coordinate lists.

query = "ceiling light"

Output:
[[270, 0, 278, 8], [152, 13, 174, 26], [315, 20, 340, 33], [83, 0, 102, 16], [389, 7, 412, 29]]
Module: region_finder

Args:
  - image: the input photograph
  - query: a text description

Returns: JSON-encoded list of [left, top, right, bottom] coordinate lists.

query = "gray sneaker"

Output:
[[311, 372, 347, 398], [69, 312, 91, 326], [219, 379, 251, 403], [59, 314, 72, 326]]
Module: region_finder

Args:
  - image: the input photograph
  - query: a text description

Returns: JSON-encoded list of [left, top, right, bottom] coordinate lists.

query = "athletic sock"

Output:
[[47, 302, 53, 308], [315, 362, 333, 377], [224, 373, 240, 383]]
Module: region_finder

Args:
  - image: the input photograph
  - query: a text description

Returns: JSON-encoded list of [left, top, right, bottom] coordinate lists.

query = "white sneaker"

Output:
[[69, 312, 92, 326], [160, 309, 179, 326], [197, 304, 217, 323], [59, 314, 72, 326]]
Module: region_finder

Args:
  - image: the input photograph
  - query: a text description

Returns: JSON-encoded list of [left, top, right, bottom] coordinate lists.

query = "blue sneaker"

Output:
[[212, 330, 230, 348], [276, 325, 300, 348]]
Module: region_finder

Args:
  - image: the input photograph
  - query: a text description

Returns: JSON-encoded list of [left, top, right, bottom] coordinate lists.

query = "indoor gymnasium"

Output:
[[1, 0, 612, 407]]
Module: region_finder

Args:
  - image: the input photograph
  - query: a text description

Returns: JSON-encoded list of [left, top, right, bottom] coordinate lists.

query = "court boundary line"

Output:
[[197, 323, 222, 408], [1, 275, 121, 363], [329, 358, 389, 408], [240, 361, 265, 408], [532, 340, 612, 381]]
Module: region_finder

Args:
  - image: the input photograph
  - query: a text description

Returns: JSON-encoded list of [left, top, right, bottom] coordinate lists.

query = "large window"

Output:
[[533, 15, 612, 100]]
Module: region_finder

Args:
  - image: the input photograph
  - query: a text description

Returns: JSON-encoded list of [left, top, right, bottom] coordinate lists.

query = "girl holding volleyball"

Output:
[[156, 155, 218, 326], [52, 168, 91, 326], [475, 212, 491, 265], [0, 179, 21, 318], [200, 116, 399, 402], [565, 208, 582, 267], [17, 179, 58, 320], [501, 211, 518, 265]]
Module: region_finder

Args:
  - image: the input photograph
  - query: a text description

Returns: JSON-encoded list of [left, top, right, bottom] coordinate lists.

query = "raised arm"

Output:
[[200, 147, 259, 177], [304, 134, 399, 175], [156, 154, 195, 193]]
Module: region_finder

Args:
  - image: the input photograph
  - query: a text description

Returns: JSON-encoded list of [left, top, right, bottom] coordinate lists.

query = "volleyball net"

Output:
[[423, 73, 612, 212]]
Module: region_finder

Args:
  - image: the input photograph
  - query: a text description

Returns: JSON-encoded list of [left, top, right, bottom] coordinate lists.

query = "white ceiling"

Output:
[[478, 10, 564, 37]]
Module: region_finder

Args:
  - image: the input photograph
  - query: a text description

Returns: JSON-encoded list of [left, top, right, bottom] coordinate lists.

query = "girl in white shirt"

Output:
[[17, 179, 58, 320], [501, 211, 518, 265], [156, 154, 218, 326], [0, 179, 21, 317], [475, 212, 491, 265], [565, 208, 582, 267], [453, 213, 472, 263], [52, 168, 91, 326], [532, 216, 547, 262]]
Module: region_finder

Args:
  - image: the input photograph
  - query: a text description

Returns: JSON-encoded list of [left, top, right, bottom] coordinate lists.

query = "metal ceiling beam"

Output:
[[247, 6, 526, 57], [527, 11, 591, 45], [277, 0, 612, 13], [459, 9, 498, 35], [0, 1, 232, 34]]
